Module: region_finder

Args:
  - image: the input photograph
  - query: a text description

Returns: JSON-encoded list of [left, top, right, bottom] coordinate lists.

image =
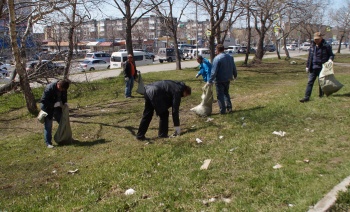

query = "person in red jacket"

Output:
[[136, 80, 191, 140], [123, 54, 138, 98]]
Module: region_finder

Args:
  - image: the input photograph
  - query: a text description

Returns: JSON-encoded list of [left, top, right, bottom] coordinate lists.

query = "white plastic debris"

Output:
[[205, 118, 214, 122], [272, 131, 286, 137], [273, 164, 283, 169], [288, 203, 294, 207], [200, 159, 212, 170], [219, 136, 224, 139], [125, 188, 136, 195], [67, 169, 79, 174], [196, 138, 203, 143], [241, 123, 247, 127], [52, 170, 57, 174], [304, 128, 314, 132]]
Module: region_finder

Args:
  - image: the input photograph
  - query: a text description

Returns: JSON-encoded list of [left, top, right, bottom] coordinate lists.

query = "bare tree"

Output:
[[111, 0, 163, 57], [4, 0, 71, 114], [151, 0, 189, 70], [330, 0, 350, 53]]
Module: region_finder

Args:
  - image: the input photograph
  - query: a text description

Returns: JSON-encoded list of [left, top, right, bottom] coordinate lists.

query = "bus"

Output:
[[110, 51, 153, 69]]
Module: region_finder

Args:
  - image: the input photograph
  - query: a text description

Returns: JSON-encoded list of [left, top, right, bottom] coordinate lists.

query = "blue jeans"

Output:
[[304, 68, 323, 99], [215, 81, 232, 114], [125, 77, 134, 97], [44, 108, 62, 145]]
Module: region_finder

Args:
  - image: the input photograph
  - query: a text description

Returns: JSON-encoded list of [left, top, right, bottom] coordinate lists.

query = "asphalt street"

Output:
[[69, 50, 310, 83]]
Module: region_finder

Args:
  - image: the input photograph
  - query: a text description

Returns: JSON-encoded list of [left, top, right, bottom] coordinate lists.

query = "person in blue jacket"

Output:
[[207, 44, 237, 114], [195, 55, 212, 82], [40, 79, 70, 148]]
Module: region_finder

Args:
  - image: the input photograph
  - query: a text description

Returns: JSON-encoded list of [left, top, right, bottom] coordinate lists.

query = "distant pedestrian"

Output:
[[136, 80, 192, 140], [123, 54, 138, 98], [300, 32, 334, 103], [195, 55, 212, 82], [207, 44, 237, 114], [40, 79, 70, 148]]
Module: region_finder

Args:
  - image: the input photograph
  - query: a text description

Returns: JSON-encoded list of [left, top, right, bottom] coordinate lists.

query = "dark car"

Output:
[[237, 46, 256, 54], [264, 45, 276, 52], [26, 60, 65, 76]]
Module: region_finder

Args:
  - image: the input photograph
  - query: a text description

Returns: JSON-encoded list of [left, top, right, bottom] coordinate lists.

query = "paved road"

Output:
[[69, 51, 309, 83]]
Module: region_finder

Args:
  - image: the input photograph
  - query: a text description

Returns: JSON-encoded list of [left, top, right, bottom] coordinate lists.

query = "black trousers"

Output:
[[137, 95, 169, 138]]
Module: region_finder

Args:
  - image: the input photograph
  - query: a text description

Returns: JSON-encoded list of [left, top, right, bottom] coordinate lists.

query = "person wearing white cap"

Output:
[[300, 32, 334, 103]]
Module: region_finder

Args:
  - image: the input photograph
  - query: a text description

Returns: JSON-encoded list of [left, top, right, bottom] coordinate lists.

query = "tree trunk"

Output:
[[8, 0, 38, 114]]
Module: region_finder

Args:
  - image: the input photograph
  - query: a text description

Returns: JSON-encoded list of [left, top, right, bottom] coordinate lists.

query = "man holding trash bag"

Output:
[[136, 80, 192, 141], [300, 32, 334, 103], [40, 79, 70, 148]]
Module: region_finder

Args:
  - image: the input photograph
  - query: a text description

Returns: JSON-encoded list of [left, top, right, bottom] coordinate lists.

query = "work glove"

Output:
[[328, 59, 333, 63], [195, 74, 199, 78], [125, 77, 129, 82], [305, 68, 309, 73], [54, 102, 62, 108]]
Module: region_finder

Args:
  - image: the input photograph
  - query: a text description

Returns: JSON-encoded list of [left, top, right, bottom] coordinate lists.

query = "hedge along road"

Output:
[[68, 51, 309, 83]]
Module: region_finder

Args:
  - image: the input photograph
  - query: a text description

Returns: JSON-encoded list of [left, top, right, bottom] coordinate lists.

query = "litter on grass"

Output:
[[272, 131, 286, 137], [219, 136, 224, 139], [67, 169, 79, 174], [205, 118, 214, 122], [125, 188, 136, 195], [200, 159, 212, 170], [196, 138, 203, 143], [273, 164, 283, 169]]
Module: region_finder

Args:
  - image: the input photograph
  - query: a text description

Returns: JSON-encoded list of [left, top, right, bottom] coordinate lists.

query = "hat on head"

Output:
[[314, 32, 323, 39]]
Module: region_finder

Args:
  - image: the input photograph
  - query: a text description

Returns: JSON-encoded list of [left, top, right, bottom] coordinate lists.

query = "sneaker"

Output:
[[47, 144, 54, 148], [299, 98, 309, 103]]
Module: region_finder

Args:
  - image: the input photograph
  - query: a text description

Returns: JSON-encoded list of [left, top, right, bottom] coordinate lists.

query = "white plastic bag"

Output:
[[190, 84, 213, 117]]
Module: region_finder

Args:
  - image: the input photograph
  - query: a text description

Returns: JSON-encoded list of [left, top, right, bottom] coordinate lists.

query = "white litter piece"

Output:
[[191, 125, 196, 128], [196, 138, 203, 143], [304, 128, 314, 132], [125, 188, 136, 195], [219, 136, 224, 139], [288, 203, 294, 207], [68, 169, 79, 174], [272, 131, 286, 137], [303, 159, 310, 163], [52, 170, 57, 174], [200, 159, 212, 170], [205, 118, 214, 122], [273, 164, 283, 169], [241, 123, 247, 127], [222, 198, 232, 203], [241, 117, 245, 120]]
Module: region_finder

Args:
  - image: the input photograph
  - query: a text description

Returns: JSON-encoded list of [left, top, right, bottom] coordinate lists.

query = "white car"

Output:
[[286, 44, 296, 50], [79, 59, 110, 71], [0, 62, 12, 70]]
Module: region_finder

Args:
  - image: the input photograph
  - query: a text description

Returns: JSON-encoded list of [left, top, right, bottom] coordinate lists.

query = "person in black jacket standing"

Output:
[[136, 80, 192, 140], [123, 54, 138, 98], [40, 79, 70, 148], [300, 32, 334, 103]]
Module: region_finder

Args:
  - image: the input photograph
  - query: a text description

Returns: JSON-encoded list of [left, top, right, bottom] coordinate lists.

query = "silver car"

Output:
[[79, 59, 110, 71]]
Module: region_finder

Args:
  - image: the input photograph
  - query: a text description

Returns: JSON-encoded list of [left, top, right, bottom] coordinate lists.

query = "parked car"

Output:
[[0, 69, 9, 77], [285, 44, 297, 50], [224, 49, 237, 56], [264, 44, 276, 52], [237, 46, 256, 54], [79, 59, 110, 71], [85, 52, 111, 62], [134, 49, 155, 61], [183, 48, 195, 60], [157, 48, 183, 63], [299, 43, 311, 51], [26, 60, 65, 76], [0, 62, 12, 70]]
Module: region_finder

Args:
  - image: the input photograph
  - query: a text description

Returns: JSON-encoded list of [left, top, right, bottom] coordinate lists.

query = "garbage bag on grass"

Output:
[[54, 104, 72, 145], [319, 61, 343, 96], [190, 84, 213, 117]]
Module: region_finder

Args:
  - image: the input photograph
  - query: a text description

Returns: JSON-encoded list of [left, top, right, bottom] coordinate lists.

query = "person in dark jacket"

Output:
[[40, 79, 70, 148], [300, 32, 335, 103], [123, 54, 138, 98], [136, 80, 192, 140]]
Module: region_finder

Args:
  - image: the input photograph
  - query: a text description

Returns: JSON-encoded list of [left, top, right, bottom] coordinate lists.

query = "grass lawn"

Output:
[[1, 54, 350, 211]]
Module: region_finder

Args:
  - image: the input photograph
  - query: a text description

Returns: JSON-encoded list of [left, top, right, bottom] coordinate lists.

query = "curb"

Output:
[[308, 176, 350, 212]]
